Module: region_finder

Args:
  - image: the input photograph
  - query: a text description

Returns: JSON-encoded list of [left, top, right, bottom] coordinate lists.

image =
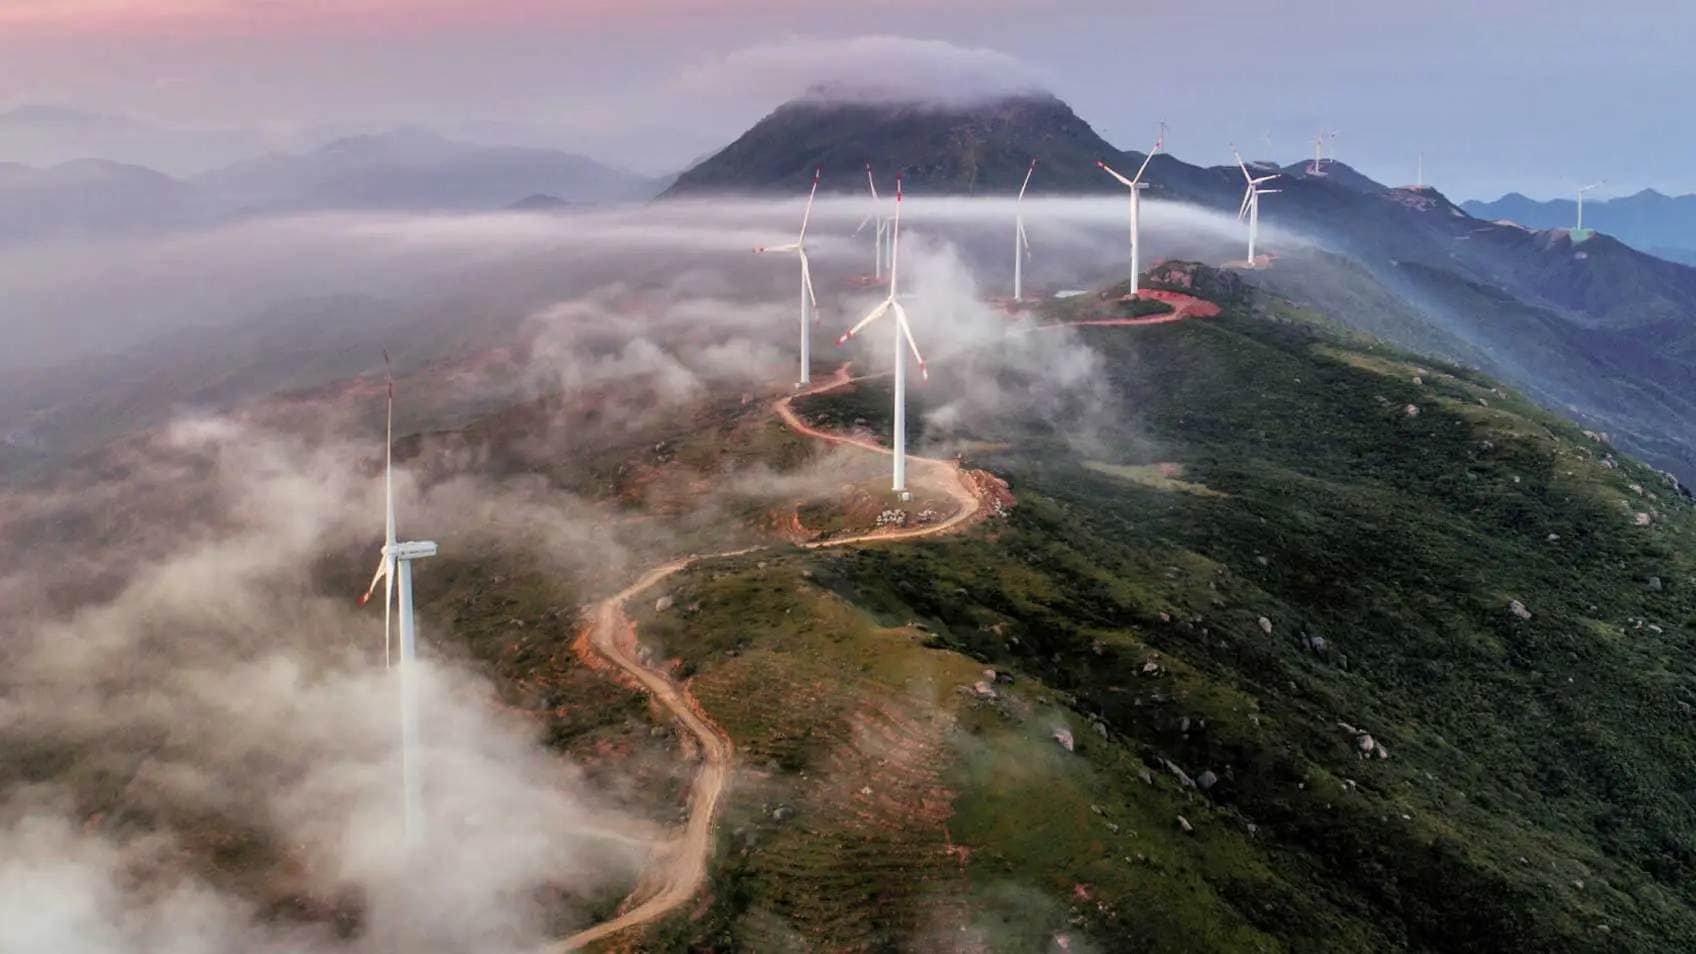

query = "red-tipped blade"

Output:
[[835, 333, 851, 346], [358, 591, 371, 606]]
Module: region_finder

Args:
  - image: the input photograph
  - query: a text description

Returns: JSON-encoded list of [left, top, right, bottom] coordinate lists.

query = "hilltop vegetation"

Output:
[[609, 266, 1696, 952]]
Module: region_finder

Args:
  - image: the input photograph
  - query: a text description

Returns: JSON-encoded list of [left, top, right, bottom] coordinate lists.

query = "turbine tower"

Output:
[[836, 176, 926, 498], [754, 167, 821, 386], [358, 355, 437, 844], [1013, 158, 1035, 301], [854, 163, 892, 280], [1233, 145, 1281, 268], [1097, 122, 1165, 297], [1576, 180, 1605, 231]]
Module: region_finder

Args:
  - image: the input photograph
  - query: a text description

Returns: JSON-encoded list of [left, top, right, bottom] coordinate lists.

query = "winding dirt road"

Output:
[[551, 368, 985, 951], [553, 290, 1217, 949]]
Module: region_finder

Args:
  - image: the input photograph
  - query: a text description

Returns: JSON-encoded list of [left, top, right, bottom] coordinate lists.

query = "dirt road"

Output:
[[551, 368, 986, 951]]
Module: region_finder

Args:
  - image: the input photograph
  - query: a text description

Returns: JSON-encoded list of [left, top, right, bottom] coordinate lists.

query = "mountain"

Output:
[[0, 104, 271, 175], [667, 92, 1696, 485], [0, 158, 203, 240], [507, 193, 572, 211], [664, 91, 1126, 196], [0, 128, 665, 243], [196, 129, 662, 212], [741, 268, 1696, 953], [1463, 188, 1696, 265], [1280, 158, 1389, 193]]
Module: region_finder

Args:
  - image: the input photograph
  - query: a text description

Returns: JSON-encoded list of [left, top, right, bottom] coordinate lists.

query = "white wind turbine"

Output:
[[1234, 145, 1280, 267], [836, 176, 926, 498], [1576, 179, 1605, 231], [358, 354, 436, 843], [1309, 129, 1339, 175], [754, 167, 821, 386], [1097, 122, 1166, 297], [1013, 158, 1035, 301], [854, 163, 892, 280]]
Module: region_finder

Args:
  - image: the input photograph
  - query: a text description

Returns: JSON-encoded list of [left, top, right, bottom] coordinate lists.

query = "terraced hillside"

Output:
[[604, 266, 1696, 952]]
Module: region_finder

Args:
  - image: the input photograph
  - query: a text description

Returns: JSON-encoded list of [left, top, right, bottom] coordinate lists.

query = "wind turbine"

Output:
[[1417, 151, 1424, 189], [836, 176, 926, 498], [854, 163, 891, 280], [1576, 179, 1605, 231], [1309, 129, 1339, 175], [1233, 145, 1280, 267], [1097, 123, 1165, 296], [754, 167, 821, 386], [358, 353, 436, 844], [1013, 158, 1035, 301]]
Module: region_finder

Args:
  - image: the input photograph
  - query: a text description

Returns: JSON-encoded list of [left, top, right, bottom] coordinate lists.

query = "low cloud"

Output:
[[684, 35, 1049, 107]]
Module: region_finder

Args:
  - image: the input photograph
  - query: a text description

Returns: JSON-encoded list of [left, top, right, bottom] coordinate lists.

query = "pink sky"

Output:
[[0, 0, 761, 35]]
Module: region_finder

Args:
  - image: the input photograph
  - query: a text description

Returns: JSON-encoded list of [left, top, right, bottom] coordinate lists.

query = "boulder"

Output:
[[1509, 599, 1532, 621], [1196, 770, 1219, 791], [654, 595, 674, 613], [1052, 728, 1075, 752], [1258, 616, 1274, 635]]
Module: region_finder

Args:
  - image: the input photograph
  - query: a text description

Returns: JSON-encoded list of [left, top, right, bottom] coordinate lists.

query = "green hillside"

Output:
[[616, 266, 1696, 952]]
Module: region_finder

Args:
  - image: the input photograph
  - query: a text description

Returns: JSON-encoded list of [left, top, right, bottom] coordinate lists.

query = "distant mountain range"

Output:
[[667, 92, 1696, 483], [1463, 189, 1696, 265], [0, 128, 662, 242], [0, 104, 271, 175]]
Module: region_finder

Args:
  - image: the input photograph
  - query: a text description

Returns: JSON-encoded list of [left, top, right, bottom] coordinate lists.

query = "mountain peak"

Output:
[[665, 90, 1114, 196]]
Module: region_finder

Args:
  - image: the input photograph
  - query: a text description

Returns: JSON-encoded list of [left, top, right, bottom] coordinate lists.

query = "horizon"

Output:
[[3, 2, 1692, 201]]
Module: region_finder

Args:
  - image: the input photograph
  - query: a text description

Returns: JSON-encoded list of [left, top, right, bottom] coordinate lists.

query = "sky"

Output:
[[2, 0, 1692, 200]]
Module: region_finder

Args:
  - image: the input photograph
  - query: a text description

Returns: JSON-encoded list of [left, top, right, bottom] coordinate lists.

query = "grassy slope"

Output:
[[615, 269, 1696, 952]]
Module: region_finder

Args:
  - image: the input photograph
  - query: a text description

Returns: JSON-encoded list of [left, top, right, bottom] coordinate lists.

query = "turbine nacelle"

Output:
[[391, 540, 438, 561]]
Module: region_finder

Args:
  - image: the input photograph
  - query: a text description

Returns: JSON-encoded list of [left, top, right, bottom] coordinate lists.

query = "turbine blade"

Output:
[[1096, 160, 1136, 189], [383, 559, 393, 670], [1017, 158, 1036, 201], [837, 299, 892, 345], [888, 175, 903, 287], [799, 250, 818, 313], [1132, 126, 1162, 182], [1231, 145, 1251, 181], [853, 212, 873, 235], [383, 352, 395, 551], [866, 162, 880, 201], [892, 302, 927, 380], [1019, 220, 1031, 257], [358, 555, 388, 605], [797, 167, 820, 241], [1238, 187, 1254, 221], [754, 243, 799, 253]]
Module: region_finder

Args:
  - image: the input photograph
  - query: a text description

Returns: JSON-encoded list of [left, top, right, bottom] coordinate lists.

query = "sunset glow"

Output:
[[0, 0, 749, 35]]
